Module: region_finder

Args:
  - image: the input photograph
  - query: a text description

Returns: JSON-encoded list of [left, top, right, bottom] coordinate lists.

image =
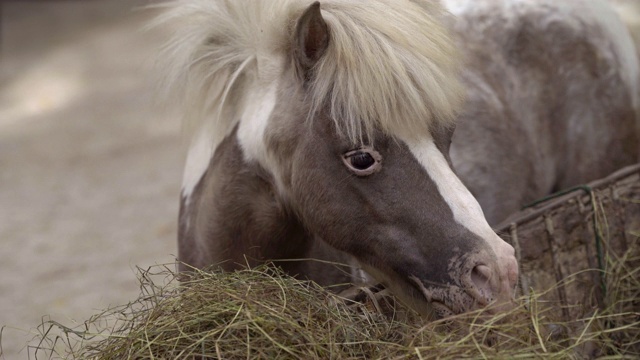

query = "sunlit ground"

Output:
[[0, 53, 83, 126]]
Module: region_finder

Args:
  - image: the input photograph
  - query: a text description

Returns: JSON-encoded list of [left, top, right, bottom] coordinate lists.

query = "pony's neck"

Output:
[[179, 127, 301, 268], [178, 127, 355, 286]]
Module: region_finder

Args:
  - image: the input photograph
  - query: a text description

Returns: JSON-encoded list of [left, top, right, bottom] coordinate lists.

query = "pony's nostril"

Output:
[[471, 264, 493, 302]]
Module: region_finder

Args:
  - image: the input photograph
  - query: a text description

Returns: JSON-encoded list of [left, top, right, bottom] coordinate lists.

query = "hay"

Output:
[[29, 244, 639, 360], [24, 165, 640, 359]]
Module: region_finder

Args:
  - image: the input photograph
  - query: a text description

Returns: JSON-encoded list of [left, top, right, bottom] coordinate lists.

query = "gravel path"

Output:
[[0, 1, 181, 357]]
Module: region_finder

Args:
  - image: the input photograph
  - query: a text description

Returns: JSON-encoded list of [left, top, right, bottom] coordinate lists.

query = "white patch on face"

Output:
[[400, 136, 514, 266], [403, 137, 493, 238]]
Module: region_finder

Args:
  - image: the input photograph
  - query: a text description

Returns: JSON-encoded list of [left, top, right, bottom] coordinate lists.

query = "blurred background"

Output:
[[0, 0, 181, 357]]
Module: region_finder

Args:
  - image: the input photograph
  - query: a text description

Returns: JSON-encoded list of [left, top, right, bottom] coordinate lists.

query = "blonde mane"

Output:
[[155, 0, 464, 145]]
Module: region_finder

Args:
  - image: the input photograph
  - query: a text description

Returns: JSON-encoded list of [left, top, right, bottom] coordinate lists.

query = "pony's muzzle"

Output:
[[467, 245, 519, 311]]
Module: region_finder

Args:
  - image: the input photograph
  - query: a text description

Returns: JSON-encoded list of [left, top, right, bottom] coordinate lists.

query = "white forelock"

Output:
[[153, 0, 464, 194]]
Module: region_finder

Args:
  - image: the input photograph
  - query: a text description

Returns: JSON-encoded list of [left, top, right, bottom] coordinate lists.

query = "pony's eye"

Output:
[[349, 152, 375, 170], [342, 147, 382, 176]]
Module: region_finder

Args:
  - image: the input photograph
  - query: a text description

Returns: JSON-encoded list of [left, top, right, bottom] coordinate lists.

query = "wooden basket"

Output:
[[495, 164, 640, 321]]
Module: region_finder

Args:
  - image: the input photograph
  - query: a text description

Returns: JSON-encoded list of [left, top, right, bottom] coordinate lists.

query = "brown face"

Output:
[[260, 1, 519, 317], [270, 106, 516, 316]]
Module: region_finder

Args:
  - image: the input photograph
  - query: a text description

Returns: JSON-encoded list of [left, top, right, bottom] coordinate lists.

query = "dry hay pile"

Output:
[[22, 166, 640, 359], [26, 249, 639, 359]]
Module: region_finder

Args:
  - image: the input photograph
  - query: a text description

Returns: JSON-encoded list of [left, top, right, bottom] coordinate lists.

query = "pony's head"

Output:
[[161, 0, 518, 317]]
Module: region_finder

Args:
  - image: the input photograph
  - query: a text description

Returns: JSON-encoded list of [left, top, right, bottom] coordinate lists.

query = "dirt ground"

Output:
[[0, 1, 181, 357]]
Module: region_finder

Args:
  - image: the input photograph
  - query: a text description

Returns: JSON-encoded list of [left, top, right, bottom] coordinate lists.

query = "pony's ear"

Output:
[[294, 2, 329, 76]]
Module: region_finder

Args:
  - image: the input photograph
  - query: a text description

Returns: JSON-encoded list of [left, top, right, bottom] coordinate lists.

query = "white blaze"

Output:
[[401, 136, 513, 261]]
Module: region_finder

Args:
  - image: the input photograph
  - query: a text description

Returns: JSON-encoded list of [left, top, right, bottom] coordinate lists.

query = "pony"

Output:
[[157, 0, 518, 317], [157, 0, 638, 317], [444, 0, 640, 225]]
